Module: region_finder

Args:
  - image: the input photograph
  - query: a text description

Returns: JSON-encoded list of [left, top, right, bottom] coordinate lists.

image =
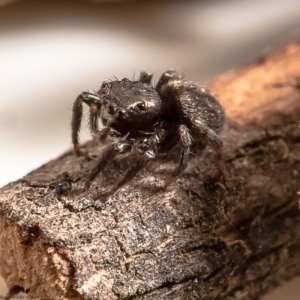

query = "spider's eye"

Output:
[[108, 104, 115, 114], [117, 109, 125, 118], [101, 83, 107, 89], [136, 102, 145, 110]]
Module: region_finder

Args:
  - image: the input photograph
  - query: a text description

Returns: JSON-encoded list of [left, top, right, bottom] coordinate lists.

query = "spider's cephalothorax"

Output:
[[72, 70, 225, 192]]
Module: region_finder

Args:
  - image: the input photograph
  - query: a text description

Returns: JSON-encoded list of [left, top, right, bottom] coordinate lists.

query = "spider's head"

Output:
[[98, 78, 162, 134]]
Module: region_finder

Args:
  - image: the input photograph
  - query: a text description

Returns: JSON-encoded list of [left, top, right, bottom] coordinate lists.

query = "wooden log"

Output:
[[0, 42, 300, 300]]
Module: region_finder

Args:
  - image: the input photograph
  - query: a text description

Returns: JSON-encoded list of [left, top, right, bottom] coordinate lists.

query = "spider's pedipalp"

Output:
[[92, 127, 110, 145]]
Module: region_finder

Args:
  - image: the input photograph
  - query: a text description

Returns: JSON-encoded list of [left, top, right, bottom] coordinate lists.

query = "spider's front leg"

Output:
[[84, 139, 134, 190], [71, 92, 107, 156]]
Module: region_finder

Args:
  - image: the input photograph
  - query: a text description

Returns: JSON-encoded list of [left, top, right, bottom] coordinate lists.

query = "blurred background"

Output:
[[0, 0, 300, 298]]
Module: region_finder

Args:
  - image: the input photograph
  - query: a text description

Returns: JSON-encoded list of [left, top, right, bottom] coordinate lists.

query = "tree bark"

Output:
[[1, 42, 300, 300]]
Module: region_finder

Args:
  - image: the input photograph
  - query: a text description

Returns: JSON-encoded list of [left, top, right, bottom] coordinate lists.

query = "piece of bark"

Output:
[[1, 42, 300, 300]]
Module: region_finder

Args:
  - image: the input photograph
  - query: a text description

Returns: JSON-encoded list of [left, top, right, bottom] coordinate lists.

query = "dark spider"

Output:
[[72, 70, 225, 193]]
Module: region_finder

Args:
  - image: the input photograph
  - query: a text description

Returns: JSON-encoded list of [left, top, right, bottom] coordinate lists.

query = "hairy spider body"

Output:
[[72, 70, 225, 193]]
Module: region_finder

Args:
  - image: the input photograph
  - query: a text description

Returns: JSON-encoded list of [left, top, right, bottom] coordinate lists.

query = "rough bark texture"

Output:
[[1, 42, 300, 300]]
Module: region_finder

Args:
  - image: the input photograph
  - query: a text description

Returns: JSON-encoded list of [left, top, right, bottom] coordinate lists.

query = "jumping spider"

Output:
[[72, 70, 225, 194]]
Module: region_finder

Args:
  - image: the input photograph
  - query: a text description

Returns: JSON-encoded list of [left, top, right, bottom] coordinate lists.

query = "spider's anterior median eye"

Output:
[[136, 102, 145, 110]]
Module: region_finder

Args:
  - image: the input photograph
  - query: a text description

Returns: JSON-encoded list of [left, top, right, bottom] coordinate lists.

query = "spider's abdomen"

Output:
[[163, 80, 225, 134]]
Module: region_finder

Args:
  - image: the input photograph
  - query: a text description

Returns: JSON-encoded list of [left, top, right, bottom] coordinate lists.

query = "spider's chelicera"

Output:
[[72, 70, 225, 193]]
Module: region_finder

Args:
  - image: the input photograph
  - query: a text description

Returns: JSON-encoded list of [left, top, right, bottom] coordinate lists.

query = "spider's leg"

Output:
[[155, 70, 183, 92], [85, 140, 133, 190], [84, 143, 117, 190], [192, 119, 225, 177], [139, 71, 153, 84], [165, 124, 192, 188], [111, 149, 155, 193], [71, 92, 102, 156]]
